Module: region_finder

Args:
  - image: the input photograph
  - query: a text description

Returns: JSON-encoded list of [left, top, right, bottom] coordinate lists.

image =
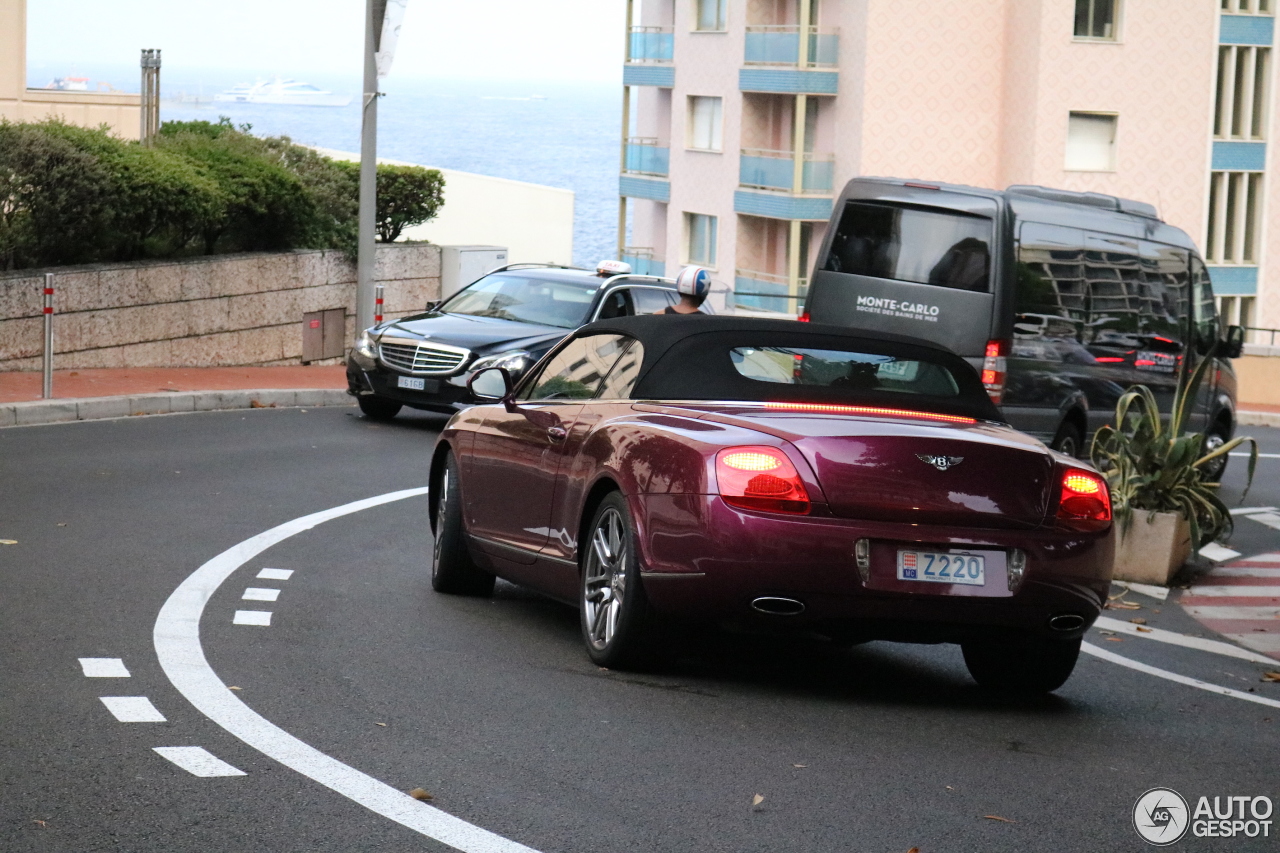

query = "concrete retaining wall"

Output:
[[0, 244, 441, 370]]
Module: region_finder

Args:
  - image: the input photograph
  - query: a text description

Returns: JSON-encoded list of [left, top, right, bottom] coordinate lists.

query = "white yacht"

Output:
[[213, 78, 351, 107]]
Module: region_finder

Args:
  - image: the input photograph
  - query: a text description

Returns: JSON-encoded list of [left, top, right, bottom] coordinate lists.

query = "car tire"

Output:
[[430, 452, 495, 597], [358, 395, 402, 421], [1201, 424, 1230, 483], [1050, 420, 1084, 458], [580, 492, 659, 669], [961, 634, 1081, 694]]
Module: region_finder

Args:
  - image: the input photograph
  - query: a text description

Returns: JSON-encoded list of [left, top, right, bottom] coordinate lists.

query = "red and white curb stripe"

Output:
[[1182, 552, 1280, 660]]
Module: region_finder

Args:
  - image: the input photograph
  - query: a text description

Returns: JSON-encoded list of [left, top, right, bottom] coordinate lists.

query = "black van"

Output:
[[803, 178, 1246, 459]]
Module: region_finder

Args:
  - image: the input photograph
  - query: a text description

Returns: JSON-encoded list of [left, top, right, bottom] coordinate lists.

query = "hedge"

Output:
[[0, 117, 446, 271]]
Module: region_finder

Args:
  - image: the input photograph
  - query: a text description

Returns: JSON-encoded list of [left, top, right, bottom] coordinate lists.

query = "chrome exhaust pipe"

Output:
[[1048, 613, 1085, 632], [751, 596, 806, 616]]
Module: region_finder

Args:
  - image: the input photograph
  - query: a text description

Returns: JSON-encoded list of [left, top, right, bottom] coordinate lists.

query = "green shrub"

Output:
[[374, 163, 445, 242]]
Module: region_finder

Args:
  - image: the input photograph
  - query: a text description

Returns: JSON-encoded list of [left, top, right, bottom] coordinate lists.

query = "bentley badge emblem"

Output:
[[917, 454, 964, 471]]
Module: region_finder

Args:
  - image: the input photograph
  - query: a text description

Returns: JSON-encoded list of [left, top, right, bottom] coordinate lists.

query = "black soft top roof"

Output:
[[571, 315, 1003, 422]]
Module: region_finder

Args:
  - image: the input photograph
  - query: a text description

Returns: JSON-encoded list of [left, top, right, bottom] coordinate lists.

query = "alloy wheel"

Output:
[[583, 507, 627, 651]]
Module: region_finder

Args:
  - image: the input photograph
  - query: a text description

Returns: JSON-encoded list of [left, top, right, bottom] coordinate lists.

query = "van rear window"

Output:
[[822, 202, 993, 292]]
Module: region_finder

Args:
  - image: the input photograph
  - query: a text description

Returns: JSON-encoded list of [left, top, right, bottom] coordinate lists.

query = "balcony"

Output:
[[625, 138, 670, 177], [739, 148, 833, 194], [629, 26, 674, 63], [621, 247, 666, 277], [734, 268, 807, 315], [744, 26, 838, 67]]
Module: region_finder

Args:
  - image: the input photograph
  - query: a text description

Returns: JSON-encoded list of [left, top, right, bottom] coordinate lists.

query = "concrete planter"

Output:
[[1113, 510, 1193, 585]]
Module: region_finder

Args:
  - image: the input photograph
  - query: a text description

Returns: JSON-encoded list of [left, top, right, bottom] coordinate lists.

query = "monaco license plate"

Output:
[[897, 550, 985, 586], [396, 376, 426, 391]]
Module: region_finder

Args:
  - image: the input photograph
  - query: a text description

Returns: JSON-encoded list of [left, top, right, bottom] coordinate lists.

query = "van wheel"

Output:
[[1201, 426, 1230, 483], [962, 634, 1081, 694], [1050, 421, 1084, 458]]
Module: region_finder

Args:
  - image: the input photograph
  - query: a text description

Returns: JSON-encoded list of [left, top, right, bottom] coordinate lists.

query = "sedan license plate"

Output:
[[897, 550, 985, 586], [396, 376, 426, 391]]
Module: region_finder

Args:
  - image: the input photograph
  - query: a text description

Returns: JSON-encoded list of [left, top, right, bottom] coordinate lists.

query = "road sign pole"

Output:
[[356, 0, 380, 336], [42, 274, 54, 399]]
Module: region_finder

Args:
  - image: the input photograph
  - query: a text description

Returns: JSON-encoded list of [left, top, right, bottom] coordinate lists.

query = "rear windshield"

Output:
[[822, 201, 993, 292], [730, 347, 960, 397], [632, 330, 1000, 422], [439, 274, 596, 328]]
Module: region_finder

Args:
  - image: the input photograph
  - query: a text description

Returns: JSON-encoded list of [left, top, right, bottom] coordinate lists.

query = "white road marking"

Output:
[[153, 487, 540, 853], [100, 696, 166, 722], [242, 588, 280, 602], [1184, 605, 1280, 619], [233, 610, 272, 626], [1246, 512, 1280, 530], [1184, 585, 1280, 597], [1230, 507, 1278, 516], [79, 657, 129, 677], [1229, 452, 1280, 458], [1199, 542, 1243, 562], [153, 746, 247, 777], [1111, 580, 1169, 601], [1226, 633, 1280, 653], [1211, 567, 1280, 578], [1081, 642, 1280, 709], [1238, 552, 1280, 562], [1093, 616, 1277, 665], [257, 568, 294, 580]]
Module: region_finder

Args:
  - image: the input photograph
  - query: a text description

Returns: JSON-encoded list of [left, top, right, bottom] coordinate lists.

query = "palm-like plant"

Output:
[[1089, 349, 1258, 549]]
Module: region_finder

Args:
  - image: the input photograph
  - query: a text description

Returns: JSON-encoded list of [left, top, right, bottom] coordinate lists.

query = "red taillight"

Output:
[[716, 446, 811, 515], [982, 339, 1008, 405], [797, 312, 811, 323], [759, 401, 976, 424], [1056, 468, 1111, 531]]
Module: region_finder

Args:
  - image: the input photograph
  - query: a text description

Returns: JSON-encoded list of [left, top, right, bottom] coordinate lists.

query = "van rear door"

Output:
[[806, 194, 1002, 357]]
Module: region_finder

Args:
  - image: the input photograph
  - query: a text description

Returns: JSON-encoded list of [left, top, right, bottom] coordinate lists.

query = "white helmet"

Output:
[[675, 265, 712, 298]]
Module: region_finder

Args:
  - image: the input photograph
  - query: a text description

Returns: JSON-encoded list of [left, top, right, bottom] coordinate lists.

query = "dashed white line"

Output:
[[153, 746, 247, 777], [1209, 567, 1280, 578], [1081, 642, 1280, 709], [1185, 605, 1280, 620], [233, 610, 272, 626], [242, 588, 281, 602], [257, 568, 294, 581], [1230, 507, 1278, 516], [154, 486, 540, 853], [1184, 585, 1280, 597], [1093, 615, 1277, 665], [79, 657, 130, 677], [1237, 552, 1280, 562], [100, 696, 166, 722]]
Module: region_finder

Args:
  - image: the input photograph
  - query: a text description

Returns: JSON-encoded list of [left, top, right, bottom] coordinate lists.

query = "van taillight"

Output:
[[716, 446, 811, 515], [982, 339, 1008, 405], [1056, 468, 1111, 532], [797, 312, 810, 323]]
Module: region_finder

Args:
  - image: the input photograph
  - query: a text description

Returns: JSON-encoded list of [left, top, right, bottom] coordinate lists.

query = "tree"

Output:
[[374, 164, 445, 242]]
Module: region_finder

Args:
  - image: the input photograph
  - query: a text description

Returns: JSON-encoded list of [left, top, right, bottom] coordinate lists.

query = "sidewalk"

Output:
[[0, 366, 351, 427]]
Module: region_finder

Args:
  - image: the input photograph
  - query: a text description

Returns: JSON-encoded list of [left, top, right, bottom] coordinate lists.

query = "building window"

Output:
[[695, 0, 727, 31], [1074, 0, 1118, 39], [1206, 171, 1264, 263], [688, 96, 724, 151], [1064, 112, 1117, 171], [686, 213, 718, 266], [1214, 45, 1270, 139], [1222, 0, 1271, 14]]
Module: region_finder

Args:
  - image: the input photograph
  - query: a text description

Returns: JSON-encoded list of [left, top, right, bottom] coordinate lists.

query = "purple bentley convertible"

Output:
[[427, 315, 1114, 693]]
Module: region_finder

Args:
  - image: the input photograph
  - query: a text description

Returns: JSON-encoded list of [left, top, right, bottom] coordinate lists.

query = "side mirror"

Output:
[[426, 300, 441, 312], [468, 367, 512, 402], [1222, 324, 1245, 359]]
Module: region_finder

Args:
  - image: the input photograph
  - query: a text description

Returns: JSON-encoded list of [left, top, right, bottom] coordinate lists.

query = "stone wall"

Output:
[[0, 244, 441, 371]]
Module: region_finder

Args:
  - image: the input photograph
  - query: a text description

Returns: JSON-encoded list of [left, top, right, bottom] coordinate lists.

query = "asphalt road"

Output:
[[2, 407, 1279, 853]]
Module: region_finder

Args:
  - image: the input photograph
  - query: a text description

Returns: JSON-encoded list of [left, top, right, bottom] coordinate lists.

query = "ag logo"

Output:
[[1133, 788, 1190, 845]]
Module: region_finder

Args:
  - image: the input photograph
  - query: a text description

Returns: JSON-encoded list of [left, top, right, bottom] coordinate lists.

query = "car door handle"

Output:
[[547, 426, 567, 442]]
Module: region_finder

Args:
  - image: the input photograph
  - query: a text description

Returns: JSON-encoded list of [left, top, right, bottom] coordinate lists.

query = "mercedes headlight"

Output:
[[450, 349, 531, 386], [352, 329, 378, 364]]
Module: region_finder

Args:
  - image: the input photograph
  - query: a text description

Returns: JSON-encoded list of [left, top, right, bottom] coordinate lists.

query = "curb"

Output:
[[1239, 410, 1280, 428], [0, 388, 354, 428]]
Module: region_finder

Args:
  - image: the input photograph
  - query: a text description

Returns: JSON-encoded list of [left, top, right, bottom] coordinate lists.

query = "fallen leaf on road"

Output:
[[56, 523, 66, 527], [984, 815, 1015, 823], [793, 764, 806, 768], [752, 794, 765, 810], [0, 540, 16, 545], [1262, 672, 1280, 683], [946, 785, 955, 790], [907, 848, 919, 853], [1105, 637, 1125, 642], [32, 820, 46, 828], [1129, 618, 1147, 625], [249, 400, 277, 409], [408, 788, 433, 801], [1136, 626, 1153, 633], [375, 722, 387, 727], [1108, 601, 1142, 610], [228, 686, 242, 690]]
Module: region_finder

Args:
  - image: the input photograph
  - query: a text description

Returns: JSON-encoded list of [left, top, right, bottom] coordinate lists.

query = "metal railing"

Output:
[[1245, 326, 1280, 346], [734, 269, 807, 314], [744, 25, 838, 68], [628, 26, 674, 63], [621, 248, 665, 277], [739, 148, 834, 194], [624, 138, 670, 177]]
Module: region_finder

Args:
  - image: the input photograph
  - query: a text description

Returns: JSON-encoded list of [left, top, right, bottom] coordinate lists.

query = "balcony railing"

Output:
[[629, 26, 674, 63], [625, 138, 670, 177], [744, 26, 838, 67], [739, 148, 834, 194], [621, 247, 665, 277], [734, 268, 808, 314]]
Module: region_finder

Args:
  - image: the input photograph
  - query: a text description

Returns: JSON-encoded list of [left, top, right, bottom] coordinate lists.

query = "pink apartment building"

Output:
[[618, 0, 1275, 333]]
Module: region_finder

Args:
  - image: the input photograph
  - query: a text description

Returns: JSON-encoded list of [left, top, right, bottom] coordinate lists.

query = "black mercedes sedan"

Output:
[[346, 263, 684, 419]]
